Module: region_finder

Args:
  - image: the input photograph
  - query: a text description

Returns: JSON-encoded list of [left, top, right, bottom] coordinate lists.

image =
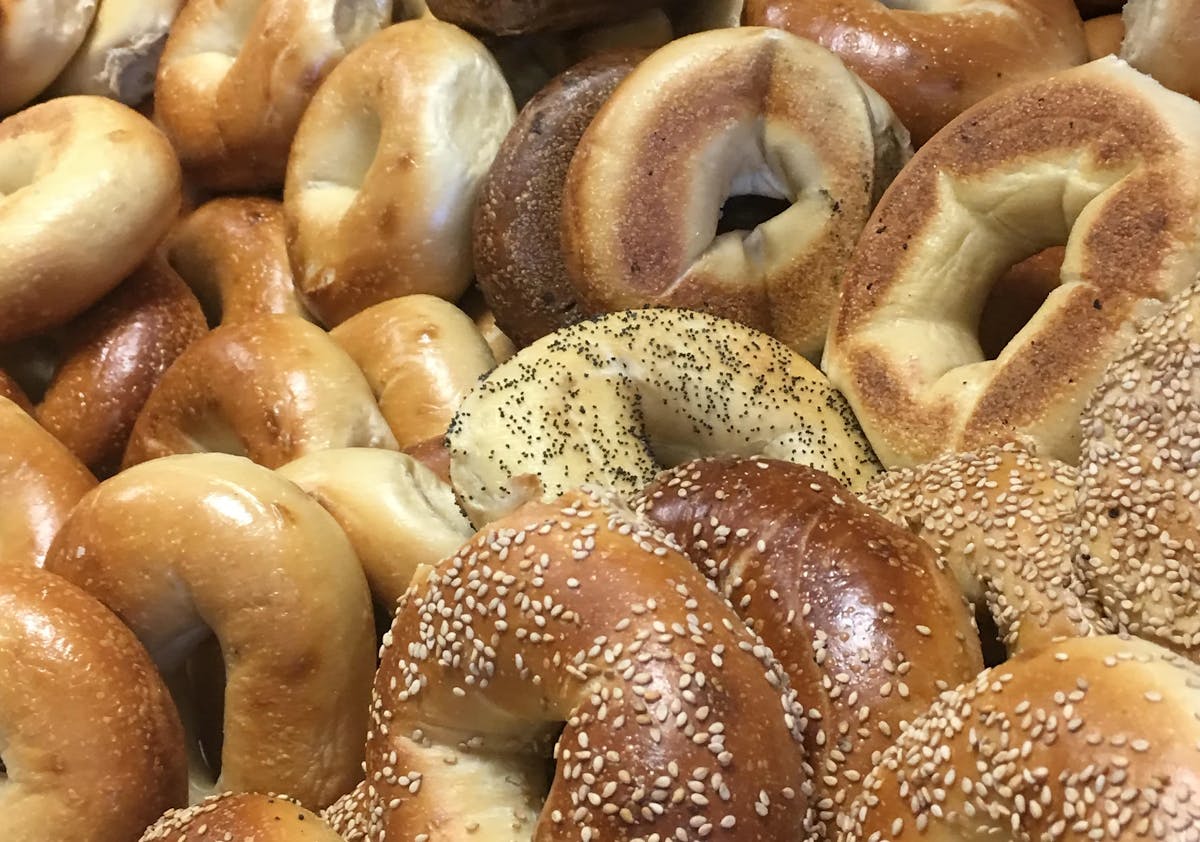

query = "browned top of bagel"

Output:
[[427, 0, 662, 34], [141, 792, 343, 841]]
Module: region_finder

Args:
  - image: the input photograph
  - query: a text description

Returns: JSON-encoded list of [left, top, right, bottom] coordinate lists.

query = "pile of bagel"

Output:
[[2, 0, 1200, 840]]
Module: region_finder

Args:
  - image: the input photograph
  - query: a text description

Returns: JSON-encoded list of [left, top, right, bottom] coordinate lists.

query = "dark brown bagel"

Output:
[[426, 0, 661, 35], [474, 50, 647, 347]]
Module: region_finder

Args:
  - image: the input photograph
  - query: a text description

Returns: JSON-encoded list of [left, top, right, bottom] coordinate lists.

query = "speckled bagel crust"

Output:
[[425, 0, 661, 34], [1078, 280, 1200, 658], [343, 487, 811, 840], [1121, 0, 1200, 102], [474, 50, 646, 348], [837, 635, 1200, 842], [0, 369, 28, 410], [0, 96, 181, 342], [563, 27, 911, 359], [0, 566, 186, 842], [744, 0, 1087, 146], [824, 58, 1200, 469], [447, 308, 880, 528], [0, 0, 98, 113], [141, 792, 343, 841], [864, 443, 1109, 655], [637, 457, 983, 837]]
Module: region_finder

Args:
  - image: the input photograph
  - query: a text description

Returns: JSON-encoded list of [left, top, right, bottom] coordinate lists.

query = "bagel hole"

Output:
[[715, 194, 793, 238], [977, 246, 1064, 360], [0, 337, 59, 404], [173, 636, 227, 789], [974, 601, 1008, 668]]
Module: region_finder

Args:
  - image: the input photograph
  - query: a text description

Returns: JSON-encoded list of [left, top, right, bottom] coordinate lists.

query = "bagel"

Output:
[[141, 793, 342, 842], [124, 315, 397, 470], [44, 453, 376, 809], [284, 19, 516, 326], [837, 635, 1200, 842], [2, 256, 207, 477], [163, 197, 308, 327], [1085, 14, 1125, 60], [447, 308, 880, 528], [744, 0, 1087, 146], [823, 57, 1200, 469], [154, 0, 392, 190], [425, 0, 661, 34], [459, 286, 516, 362], [670, 0, 745, 33], [562, 27, 911, 359], [344, 487, 811, 840], [1121, 0, 1200, 101], [0, 369, 29, 410], [48, 0, 184, 104], [636, 457, 983, 835], [0, 566, 185, 842], [0, 397, 96, 569], [329, 295, 497, 449], [475, 49, 647, 347], [0, 96, 181, 342], [864, 443, 1109, 656], [0, 0, 98, 114], [278, 448, 472, 610], [1078, 280, 1200, 658]]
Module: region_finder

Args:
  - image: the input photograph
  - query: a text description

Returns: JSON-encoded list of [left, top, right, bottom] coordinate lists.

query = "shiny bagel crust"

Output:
[[0, 0, 98, 113], [141, 793, 343, 841], [425, 0, 661, 34]]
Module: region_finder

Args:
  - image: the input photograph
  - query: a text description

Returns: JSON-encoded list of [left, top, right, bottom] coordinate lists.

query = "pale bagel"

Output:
[[0, 0, 98, 113], [1122, 0, 1200, 101]]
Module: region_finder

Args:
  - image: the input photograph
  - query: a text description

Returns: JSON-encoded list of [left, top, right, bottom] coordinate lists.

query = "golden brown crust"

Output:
[[475, 50, 646, 347], [142, 792, 343, 841], [636, 457, 982, 834], [837, 635, 1200, 841], [154, 0, 390, 190], [1085, 14, 1125, 59], [356, 487, 811, 839], [163, 197, 308, 326], [823, 58, 1200, 468], [864, 443, 1109, 655], [0, 96, 181, 342], [562, 27, 910, 358], [403, 434, 452, 483], [45, 453, 376, 809], [745, 0, 1087, 146], [284, 19, 516, 326], [0, 566, 186, 842], [123, 315, 397, 470], [0, 368, 30, 411], [426, 0, 661, 34], [0, 397, 96, 569]]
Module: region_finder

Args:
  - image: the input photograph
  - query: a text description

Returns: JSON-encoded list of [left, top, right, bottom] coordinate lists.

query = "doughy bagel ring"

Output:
[[124, 315, 397, 469], [163, 197, 309, 327], [1121, 0, 1200, 102], [49, 0, 185, 104], [142, 793, 343, 842], [0, 0, 98, 114], [0, 96, 181, 342], [447, 308, 880, 528], [563, 27, 911, 359], [45, 453, 376, 809], [824, 58, 1200, 469], [744, 0, 1087, 146], [285, 19, 516, 326], [1078, 280, 1200, 657], [0, 397, 96, 569], [0, 566, 186, 841], [155, 0, 393, 190]]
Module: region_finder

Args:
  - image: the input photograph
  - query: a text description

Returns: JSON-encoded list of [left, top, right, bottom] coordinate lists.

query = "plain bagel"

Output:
[[562, 27, 912, 359], [1121, 0, 1200, 101], [0, 0, 98, 114], [824, 57, 1200, 468], [446, 308, 880, 528], [0, 96, 181, 342]]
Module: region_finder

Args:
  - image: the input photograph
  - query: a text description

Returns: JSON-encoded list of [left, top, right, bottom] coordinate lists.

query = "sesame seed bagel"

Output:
[[0, 566, 186, 842], [562, 27, 911, 359], [44, 453, 376, 809], [864, 443, 1110, 656], [123, 315, 397, 470], [425, 0, 661, 35], [744, 0, 1086, 147], [474, 49, 647, 348], [162, 197, 309, 327], [1078, 280, 1200, 658], [1121, 0, 1200, 102], [48, 0, 184, 104], [142, 793, 343, 842], [0, 0, 98, 113], [284, 19, 516, 326], [345, 487, 811, 840], [154, 0, 391, 191], [837, 635, 1200, 842], [447, 308, 880, 528], [278, 448, 473, 611], [0, 397, 96, 569], [636, 457, 983, 836], [824, 57, 1200, 469], [329, 295, 498, 450], [0, 96, 181, 342], [3, 256, 207, 477]]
